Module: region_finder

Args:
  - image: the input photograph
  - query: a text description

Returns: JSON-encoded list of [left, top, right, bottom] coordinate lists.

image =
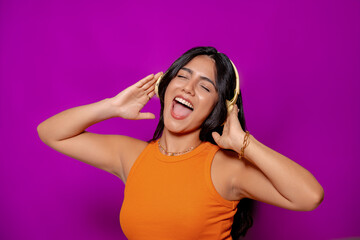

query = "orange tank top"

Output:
[[120, 140, 240, 240]]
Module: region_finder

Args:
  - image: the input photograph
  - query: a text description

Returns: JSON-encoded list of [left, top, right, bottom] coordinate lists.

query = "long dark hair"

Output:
[[149, 46, 253, 239]]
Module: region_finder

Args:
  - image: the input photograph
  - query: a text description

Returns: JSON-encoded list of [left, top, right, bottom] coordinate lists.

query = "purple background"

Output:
[[1, 0, 359, 239]]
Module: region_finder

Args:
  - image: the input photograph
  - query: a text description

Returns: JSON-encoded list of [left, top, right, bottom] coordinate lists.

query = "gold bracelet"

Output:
[[238, 131, 250, 159]]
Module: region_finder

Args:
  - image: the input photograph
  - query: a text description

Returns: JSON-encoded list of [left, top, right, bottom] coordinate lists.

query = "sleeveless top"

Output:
[[119, 140, 240, 240]]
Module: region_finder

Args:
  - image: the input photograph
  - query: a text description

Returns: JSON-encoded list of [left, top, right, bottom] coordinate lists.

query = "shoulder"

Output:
[[213, 148, 245, 172], [106, 135, 148, 160], [116, 136, 151, 182], [115, 135, 149, 151], [115, 135, 149, 162]]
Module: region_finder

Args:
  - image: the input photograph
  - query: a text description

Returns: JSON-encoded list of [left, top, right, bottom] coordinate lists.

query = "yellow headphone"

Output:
[[155, 58, 240, 114]]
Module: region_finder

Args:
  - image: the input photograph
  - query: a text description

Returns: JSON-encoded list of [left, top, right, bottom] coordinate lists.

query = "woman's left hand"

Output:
[[212, 105, 246, 152]]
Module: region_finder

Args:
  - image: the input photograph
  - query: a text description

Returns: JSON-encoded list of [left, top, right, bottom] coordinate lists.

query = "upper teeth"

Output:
[[175, 97, 194, 110]]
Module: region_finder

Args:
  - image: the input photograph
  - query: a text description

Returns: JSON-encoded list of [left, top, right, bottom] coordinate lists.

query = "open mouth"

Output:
[[171, 97, 194, 119], [174, 97, 194, 110]]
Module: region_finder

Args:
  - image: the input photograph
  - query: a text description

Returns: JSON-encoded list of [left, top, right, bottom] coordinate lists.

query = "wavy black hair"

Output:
[[149, 46, 254, 239]]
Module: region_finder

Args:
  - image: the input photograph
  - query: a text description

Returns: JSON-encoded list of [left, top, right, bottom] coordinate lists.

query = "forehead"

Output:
[[181, 55, 216, 82]]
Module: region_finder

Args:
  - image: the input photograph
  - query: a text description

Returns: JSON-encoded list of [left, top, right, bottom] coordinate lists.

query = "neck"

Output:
[[159, 128, 202, 153]]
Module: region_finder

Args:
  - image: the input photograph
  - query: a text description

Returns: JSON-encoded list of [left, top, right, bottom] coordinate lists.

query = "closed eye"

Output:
[[201, 85, 210, 92], [177, 75, 187, 79]]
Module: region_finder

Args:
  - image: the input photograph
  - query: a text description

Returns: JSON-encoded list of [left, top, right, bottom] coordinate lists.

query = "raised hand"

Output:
[[211, 105, 246, 152], [109, 72, 163, 120]]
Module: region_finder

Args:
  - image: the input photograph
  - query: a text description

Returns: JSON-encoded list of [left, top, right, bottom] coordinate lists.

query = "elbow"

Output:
[[313, 187, 325, 210], [299, 187, 325, 211], [37, 123, 44, 140], [37, 122, 49, 144]]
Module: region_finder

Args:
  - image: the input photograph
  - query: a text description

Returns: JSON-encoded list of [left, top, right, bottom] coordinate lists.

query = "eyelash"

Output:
[[201, 85, 210, 92], [177, 75, 211, 92]]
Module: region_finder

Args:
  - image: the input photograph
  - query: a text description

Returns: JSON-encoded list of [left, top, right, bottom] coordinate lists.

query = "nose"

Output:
[[182, 79, 195, 96]]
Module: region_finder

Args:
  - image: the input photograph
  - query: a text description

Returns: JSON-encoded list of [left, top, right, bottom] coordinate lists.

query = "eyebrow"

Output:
[[180, 67, 217, 89]]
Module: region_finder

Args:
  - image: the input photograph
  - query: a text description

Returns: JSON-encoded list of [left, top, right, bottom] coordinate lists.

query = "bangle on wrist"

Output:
[[238, 131, 250, 159]]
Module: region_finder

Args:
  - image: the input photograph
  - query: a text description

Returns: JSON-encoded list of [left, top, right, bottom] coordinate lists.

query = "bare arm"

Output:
[[213, 105, 324, 211], [235, 135, 323, 211], [37, 72, 162, 181]]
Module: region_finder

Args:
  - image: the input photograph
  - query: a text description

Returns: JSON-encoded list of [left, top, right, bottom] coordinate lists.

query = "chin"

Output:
[[163, 115, 200, 135]]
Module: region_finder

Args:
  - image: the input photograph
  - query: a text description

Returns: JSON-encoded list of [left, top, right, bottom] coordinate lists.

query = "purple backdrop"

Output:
[[1, 0, 359, 239]]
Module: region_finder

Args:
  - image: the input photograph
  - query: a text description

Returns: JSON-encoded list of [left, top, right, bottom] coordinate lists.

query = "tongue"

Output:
[[173, 101, 193, 118]]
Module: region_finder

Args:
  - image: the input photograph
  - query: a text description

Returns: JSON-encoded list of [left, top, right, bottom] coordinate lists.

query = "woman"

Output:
[[37, 46, 324, 240]]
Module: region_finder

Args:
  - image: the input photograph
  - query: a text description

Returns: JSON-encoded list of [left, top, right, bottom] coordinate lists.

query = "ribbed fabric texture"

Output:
[[120, 140, 240, 240]]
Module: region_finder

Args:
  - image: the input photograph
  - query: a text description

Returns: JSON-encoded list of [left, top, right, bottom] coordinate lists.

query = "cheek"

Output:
[[163, 80, 177, 101], [163, 85, 174, 103], [199, 93, 218, 107], [198, 96, 218, 119], [208, 97, 219, 116]]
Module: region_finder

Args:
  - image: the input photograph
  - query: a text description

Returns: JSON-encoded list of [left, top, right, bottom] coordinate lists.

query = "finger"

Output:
[[234, 105, 239, 115], [140, 71, 163, 90], [154, 71, 163, 80], [222, 123, 229, 136], [136, 74, 155, 88], [145, 83, 156, 94], [229, 104, 239, 122], [155, 71, 163, 78], [223, 115, 231, 131], [141, 76, 158, 90], [137, 112, 156, 120], [147, 90, 155, 99], [231, 104, 237, 116], [212, 132, 221, 145]]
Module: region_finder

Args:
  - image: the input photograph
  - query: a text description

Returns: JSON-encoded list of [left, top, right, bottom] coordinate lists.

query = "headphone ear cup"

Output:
[[155, 74, 163, 97], [226, 100, 234, 114]]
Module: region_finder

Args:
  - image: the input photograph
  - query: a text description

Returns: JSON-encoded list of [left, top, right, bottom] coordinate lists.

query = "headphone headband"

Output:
[[226, 59, 240, 113]]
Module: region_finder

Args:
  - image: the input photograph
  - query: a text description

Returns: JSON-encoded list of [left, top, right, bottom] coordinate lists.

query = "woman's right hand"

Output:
[[109, 72, 163, 120]]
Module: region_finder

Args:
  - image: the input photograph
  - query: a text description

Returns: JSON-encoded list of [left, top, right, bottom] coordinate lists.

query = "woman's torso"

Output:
[[121, 140, 238, 202], [119, 140, 240, 240]]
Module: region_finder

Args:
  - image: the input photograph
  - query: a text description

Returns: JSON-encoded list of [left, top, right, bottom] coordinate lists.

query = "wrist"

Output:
[[94, 98, 118, 120], [232, 131, 247, 153], [235, 131, 251, 159]]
